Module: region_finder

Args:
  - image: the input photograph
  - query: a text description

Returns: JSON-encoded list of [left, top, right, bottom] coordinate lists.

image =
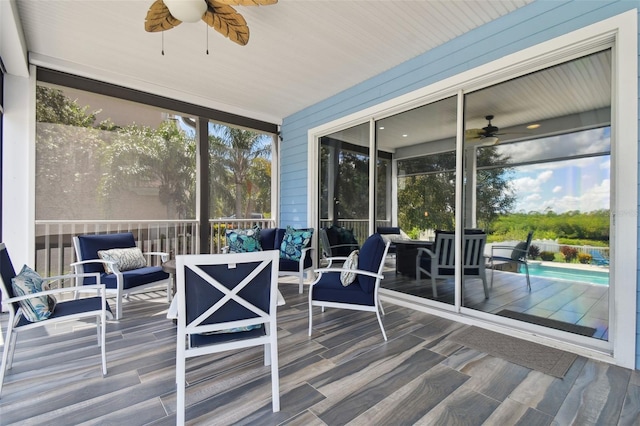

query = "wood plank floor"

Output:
[[0, 279, 638, 425]]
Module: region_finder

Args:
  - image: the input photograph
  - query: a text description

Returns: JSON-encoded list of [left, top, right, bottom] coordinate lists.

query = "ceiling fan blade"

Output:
[[203, 1, 250, 45], [145, 0, 182, 32], [464, 128, 485, 140]]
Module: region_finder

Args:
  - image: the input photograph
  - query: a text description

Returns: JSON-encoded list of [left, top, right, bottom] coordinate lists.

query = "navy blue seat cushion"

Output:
[[259, 228, 279, 250], [312, 272, 374, 306], [82, 266, 168, 289], [260, 228, 312, 269], [16, 296, 112, 327], [357, 233, 386, 294], [191, 325, 266, 347], [279, 256, 312, 271], [76, 233, 138, 274]]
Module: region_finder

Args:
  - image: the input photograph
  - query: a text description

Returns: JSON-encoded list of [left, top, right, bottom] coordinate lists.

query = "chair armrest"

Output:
[[416, 247, 435, 258], [144, 251, 169, 262], [313, 267, 384, 280], [71, 259, 121, 274], [4, 273, 105, 304], [491, 245, 527, 258], [298, 247, 314, 263], [71, 259, 114, 268]]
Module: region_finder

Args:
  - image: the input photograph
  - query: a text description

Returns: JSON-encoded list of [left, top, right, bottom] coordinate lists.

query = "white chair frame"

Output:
[[309, 240, 390, 341], [71, 235, 170, 320], [0, 242, 111, 398], [175, 251, 280, 424]]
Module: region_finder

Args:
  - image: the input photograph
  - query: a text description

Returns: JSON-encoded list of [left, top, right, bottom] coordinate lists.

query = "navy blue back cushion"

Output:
[[185, 261, 271, 325], [259, 228, 278, 250], [377, 227, 400, 235], [76, 233, 137, 273], [0, 245, 17, 306], [357, 233, 386, 294]]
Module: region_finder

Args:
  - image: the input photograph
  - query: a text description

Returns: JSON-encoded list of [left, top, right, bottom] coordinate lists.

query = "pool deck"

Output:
[[534, 260, 609, 274]]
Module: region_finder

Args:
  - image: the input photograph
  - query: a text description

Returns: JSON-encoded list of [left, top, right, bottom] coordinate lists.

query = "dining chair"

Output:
[[488, 230, 534, 290], [0, 242, 111, 398], [175, 250, 280, 424]]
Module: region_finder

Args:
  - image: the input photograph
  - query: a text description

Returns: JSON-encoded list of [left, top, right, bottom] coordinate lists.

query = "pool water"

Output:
[[526, 263, 609, 286]]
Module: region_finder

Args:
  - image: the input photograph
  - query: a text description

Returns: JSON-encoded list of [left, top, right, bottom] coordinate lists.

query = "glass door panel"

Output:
[[377, 96, 459, 306], [319, 123, 370, 260], [462, 50, 611, 341]]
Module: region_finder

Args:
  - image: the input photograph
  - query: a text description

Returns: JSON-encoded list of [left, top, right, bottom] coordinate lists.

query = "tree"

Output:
[[208, 124, 271, 218], [397, 147, 515, 232], [35, 86, 110, 219], [99, 120, 196, 218]]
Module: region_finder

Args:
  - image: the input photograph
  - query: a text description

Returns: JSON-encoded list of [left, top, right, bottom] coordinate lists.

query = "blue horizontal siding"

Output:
[[279, 1, 640, 366]]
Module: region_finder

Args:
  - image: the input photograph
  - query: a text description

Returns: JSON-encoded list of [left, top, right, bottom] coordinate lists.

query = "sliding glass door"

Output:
[[315, 47, 613, 342]]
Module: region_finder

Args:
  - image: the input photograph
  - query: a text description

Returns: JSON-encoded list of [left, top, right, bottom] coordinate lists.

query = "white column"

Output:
[[2, 71, 35, 267]]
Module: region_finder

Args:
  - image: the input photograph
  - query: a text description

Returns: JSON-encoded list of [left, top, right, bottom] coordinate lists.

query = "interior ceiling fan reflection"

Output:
[[465, 115, 502, 147]]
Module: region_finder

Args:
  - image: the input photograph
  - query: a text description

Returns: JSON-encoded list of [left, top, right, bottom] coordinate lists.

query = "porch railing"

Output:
[[35, 218, 275, 277]]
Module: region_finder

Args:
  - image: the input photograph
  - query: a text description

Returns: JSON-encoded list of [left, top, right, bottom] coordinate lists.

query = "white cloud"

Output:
[[511, 170, 553, 194], [515, 178, 610, 213], [552, 185, 562, 193]]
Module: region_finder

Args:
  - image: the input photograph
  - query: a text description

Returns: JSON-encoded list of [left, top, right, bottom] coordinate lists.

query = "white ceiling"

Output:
[[13, 0, 535, 124]]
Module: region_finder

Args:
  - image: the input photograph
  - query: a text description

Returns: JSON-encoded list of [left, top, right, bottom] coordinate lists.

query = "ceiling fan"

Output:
[[144, 0, 277, 46], [465, 115, 501, 147]]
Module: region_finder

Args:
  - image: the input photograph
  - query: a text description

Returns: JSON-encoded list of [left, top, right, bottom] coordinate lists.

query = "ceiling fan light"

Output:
[[163, 0, 207, 22]]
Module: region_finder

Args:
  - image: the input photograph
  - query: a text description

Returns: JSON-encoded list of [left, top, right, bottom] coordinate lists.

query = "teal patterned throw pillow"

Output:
[[280, 226, 313, 261], [11, 265, 57, 322], [226, 226, 262, 253]]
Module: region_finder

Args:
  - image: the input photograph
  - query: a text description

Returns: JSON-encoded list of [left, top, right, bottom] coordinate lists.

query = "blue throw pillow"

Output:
[[226, 226, 262, 253], [280, 226, 313, 261], [11, 265, 57, 322]]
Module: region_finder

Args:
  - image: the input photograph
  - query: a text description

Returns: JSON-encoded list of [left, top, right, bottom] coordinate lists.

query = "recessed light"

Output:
[[527, 123, 541, 129], [402, 134, 408, 137], [379, 126, 385, 130]]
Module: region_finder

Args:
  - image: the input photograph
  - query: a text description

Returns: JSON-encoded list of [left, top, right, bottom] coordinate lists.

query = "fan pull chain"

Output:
[[162, 31, 165, 56], [206, 26, 209, 55]]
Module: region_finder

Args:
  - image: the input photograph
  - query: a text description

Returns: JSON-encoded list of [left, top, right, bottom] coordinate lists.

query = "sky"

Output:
[[495, 128, 611, 214]]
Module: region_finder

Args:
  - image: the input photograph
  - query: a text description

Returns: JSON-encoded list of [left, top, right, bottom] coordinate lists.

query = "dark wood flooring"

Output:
[[0, 279, 637, 425]]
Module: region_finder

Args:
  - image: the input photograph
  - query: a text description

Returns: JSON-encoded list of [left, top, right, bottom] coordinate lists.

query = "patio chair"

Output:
[[416, 230, 489, 299], [309, 233, 390, 340], [488, 231, 534, 291], [319, 226, 359, 266], [590, 250, 610, 266], [0, 242, 111, 398], [71, 232, 170, 320], [175, 250, 280, 424]]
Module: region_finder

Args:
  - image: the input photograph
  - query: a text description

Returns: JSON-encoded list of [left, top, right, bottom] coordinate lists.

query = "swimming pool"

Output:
[[526, 263, 609, 286]]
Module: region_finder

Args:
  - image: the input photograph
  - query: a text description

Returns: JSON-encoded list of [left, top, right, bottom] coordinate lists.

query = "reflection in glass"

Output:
[[464, 50, 611, 341], [319, 123, 370, 247], [378, 96, 458, 306]]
